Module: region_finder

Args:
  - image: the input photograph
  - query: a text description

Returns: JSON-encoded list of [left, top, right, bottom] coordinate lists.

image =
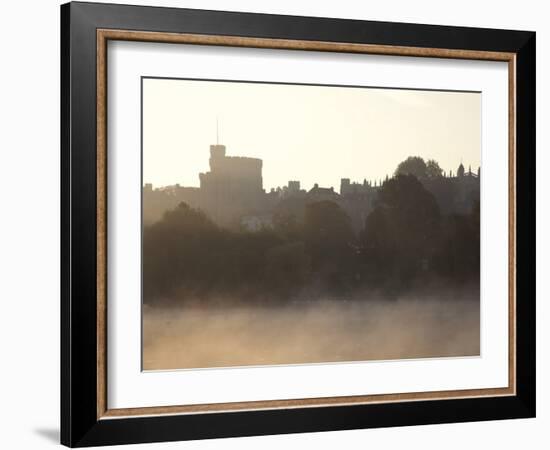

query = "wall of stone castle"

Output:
[[198, 153, 265, 225], [209, 155, 262, 175], [202, 157, 263, 192], [143, 147, 480, 230], [143, 174, 480, 230]]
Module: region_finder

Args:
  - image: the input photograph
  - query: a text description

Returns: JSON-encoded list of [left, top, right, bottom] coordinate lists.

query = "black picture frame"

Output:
[[61, 1, 535, 447]]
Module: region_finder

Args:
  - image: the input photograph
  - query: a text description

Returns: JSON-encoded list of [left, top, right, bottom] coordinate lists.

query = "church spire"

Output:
[[457, 160, 465, 177]]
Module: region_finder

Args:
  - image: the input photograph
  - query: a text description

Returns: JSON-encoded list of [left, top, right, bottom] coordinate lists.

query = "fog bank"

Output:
[[143, 295, 479, 370]]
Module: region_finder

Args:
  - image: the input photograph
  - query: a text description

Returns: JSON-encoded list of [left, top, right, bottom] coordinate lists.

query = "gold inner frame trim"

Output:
[[96, 28, 517, 420]]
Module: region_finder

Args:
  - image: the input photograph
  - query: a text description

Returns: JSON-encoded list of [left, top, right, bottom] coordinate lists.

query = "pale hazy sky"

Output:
[[143, 78, 480, 191]]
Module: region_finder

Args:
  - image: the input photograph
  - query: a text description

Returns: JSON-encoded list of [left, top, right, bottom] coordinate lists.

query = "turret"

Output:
[[210, 144, 226, 160], [341, 178, 350, 195], [209, 144, 226, 171]]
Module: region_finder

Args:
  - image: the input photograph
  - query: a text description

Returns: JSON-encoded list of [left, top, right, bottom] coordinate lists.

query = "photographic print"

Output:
[[141, 78, 481, 370]]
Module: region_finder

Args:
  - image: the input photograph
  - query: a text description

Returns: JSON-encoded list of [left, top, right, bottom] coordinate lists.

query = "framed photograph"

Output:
[[61, 2, 536, 447]]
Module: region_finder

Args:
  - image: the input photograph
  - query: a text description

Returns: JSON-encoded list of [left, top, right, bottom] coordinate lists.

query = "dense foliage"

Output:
[[144, 167, 479, 306]]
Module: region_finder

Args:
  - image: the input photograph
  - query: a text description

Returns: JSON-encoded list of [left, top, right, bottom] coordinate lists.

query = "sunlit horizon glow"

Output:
[[143, 78, 481, 192]]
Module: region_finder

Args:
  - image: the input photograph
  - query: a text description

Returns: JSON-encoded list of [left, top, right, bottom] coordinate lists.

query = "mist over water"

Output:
[[143, 293, 480, 370]]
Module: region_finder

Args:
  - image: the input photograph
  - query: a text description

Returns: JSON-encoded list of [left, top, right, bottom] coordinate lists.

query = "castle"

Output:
[[143, 143, 264, 226], [143, 142, 480, 231]]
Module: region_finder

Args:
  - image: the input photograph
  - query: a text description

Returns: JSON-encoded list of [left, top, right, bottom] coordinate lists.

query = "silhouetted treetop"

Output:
[[151, 201, 219, 235], [425, 159, 443, 178], [378, 175, 440, 218], [395, 156, 444, 180], [395, 156, 428, 179]]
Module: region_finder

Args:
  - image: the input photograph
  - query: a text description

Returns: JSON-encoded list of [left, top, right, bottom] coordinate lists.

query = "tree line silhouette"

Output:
[[143, 160, 480, 306]]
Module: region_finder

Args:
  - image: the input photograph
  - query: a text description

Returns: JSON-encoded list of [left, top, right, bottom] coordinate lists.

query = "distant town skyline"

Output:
[[143, 78, 481, 191]]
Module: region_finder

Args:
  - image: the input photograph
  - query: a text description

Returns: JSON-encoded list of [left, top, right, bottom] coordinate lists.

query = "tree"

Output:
[[264, 242, 311, 298], [303, 201, 354, 258], [272, 210, 300, 239], [143, 202, 286, 304], [360, 175, 441, 288], [394, 156, 427, 179], [142, 202, 224, 303], [425, 159, 443, 178], [303, 201, 355, 292], [432, 200, 480, 282]]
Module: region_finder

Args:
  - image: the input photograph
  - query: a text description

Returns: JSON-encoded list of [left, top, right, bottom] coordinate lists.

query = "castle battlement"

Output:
[[208, 144, 263, 178]]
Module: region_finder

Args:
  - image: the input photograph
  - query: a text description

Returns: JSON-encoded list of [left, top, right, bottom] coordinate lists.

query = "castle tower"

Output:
[[457, 162, 465, 177], [341, 178, 351, 195], [209, 144, 226, 171], [209, 118, 226, 170], [288, 180, 300, 192]]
